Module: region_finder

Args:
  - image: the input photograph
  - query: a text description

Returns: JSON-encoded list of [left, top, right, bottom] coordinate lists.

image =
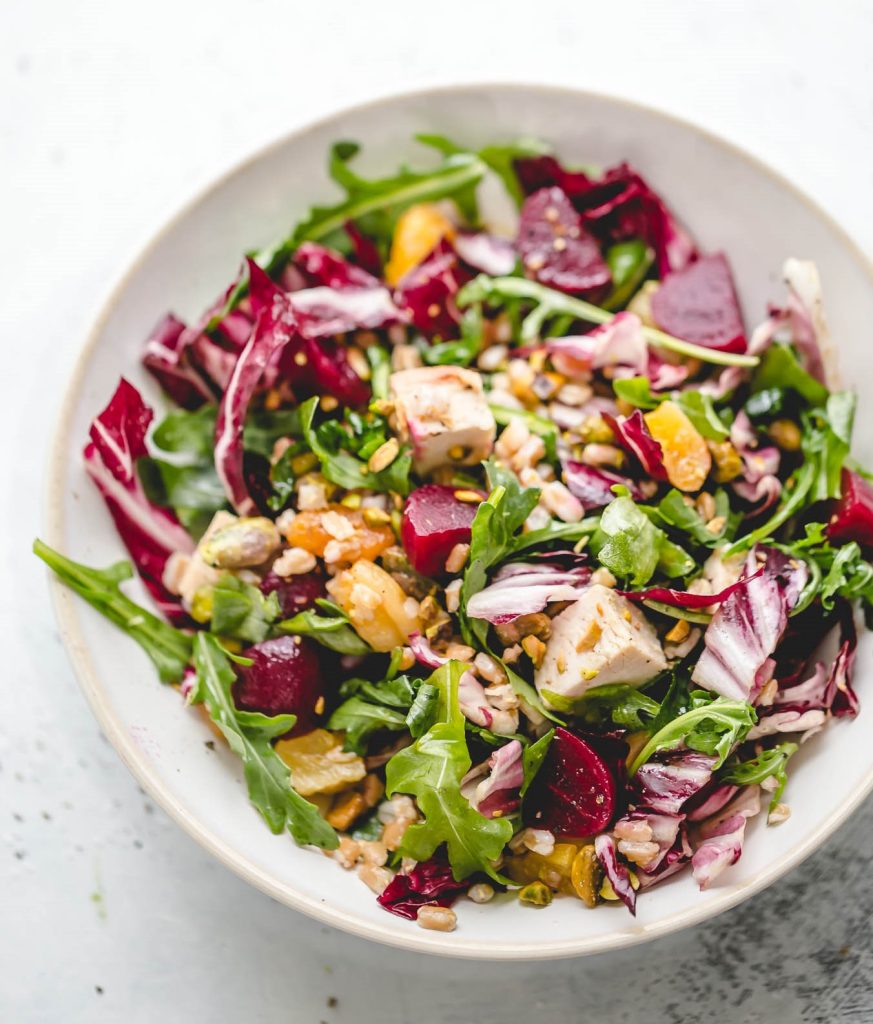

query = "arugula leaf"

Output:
[[457, 275, 761, 367], [520, 729, 555, 798], [724, 459, 817, 556], [542, 683, 661, 730], [415, 133, 550, 207], [33, 541, 191, 684], [675, 391, 730, 441], [603, 240, 654, 311], [242, 408, 304, 459], [629, 693, 756, 774], [590, 495, 661, 587], [256, 141, 488, 274], [277, 604, 370, 656], [657, 489, 734, 548], [190, 633, 337, 848], [612, 376, 659, 409], [385, 661, 513, 881], [421, 305, 483, 368], [406, 682, 440, 738], [327, 696, 408, 755], [210, 574, 279, 644], [657, 536, 696, 578], [722, 741, 798, 812], [367, 345, 392, 401], [299, 397, 412, 496], [752, 344, 828, 407], [774, 527, 873, 612]]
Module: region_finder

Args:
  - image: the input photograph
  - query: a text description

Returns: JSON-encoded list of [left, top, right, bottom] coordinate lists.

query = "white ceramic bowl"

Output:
[[46, 84, 873, 960]]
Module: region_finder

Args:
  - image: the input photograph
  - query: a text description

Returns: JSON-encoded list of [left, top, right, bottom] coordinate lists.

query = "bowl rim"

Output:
[[43, 80, 873, 960]]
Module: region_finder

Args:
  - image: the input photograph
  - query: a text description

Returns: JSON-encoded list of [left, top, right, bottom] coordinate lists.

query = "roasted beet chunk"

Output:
[[401, 484, 480, 577], [260, 571, 326, 618], [523, 727, 626, 837], [517, 187, 612, 296], [650, 253, 746, 353], [233, 635, 322, 736], [828, 468, 873, 548]]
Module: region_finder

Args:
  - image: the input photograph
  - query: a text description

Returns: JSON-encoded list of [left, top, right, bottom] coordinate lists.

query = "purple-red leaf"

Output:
[[603, 409, 668, 480], [377, 852, 470, 920], [618, 567, 764, 609], [562, 461, 643, 511]]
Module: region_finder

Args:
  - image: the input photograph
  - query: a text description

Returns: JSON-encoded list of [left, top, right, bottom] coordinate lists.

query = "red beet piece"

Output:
[[393, 240, 468, 341], [650, 252, 746, 353], [401, 484, 480, 577], [260, 571, 326, 619], [828, 468, 873, 548], [233, 635, 322, 736], [517, 187, 612, 296], [524, 727, 626, 838]]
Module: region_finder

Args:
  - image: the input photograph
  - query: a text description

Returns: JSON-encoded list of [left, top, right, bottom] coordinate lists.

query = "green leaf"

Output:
[[752, 344, 828, 407], [520, 729, 554, 798], [723, 459, 817, 557], [351, 810, 384, 842], [257, 141, 488, 274], [657, 536, 696, 578], [210, 574, 280, 644], [299, 396, 412, 496], [590, 495, 661, 587], [416, 133, 550, 207], [603, 240, 654, 311], [190, 633, 337, 848], [152, 405, 218, 456], [657, 489, 733, 548], [546, 683, 661, 730], [277, 607, 371, 656], [721, 741, 798, 813], [33, 540, 191, 684], [421, 305, 483, 366], [406, 682, 440, 738], [629, 694, 756, 774], [243, 408, 303, 459], [457, 275, 761, 367], [385, 661, 513, 880], [675, 391, 730, 441], [774, 527, 873, 612], [612, 376, 659, 409], [327, 696, 408, 756], [367, 345, 392, 401]]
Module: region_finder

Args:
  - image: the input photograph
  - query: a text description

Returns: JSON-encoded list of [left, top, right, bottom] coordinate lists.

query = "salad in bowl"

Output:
[[37, 133, 873, 933]]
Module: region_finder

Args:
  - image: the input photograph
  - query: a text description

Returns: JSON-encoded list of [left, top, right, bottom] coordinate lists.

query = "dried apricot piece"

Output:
[[644, 400, 711, 492]]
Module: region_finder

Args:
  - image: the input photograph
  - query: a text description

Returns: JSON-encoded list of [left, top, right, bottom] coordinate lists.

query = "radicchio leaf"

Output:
[[594, 834, 636, 914], [617, 567, 764, 609], [633, 750, 717, 815], [691, 785, 761, 890], [394, 240, 469, 340], [293, 241, 380, 289], [546, 312, 646, 378], [562, 460, 643, 511], [453, 232, 517, 276], [461, 740, 524, 819], [465, 561, 591, 624], [603, 409, 668, 480], [141, 313, 214, 409], [377, 851, 470, 920], [83, 379, 194, 622]]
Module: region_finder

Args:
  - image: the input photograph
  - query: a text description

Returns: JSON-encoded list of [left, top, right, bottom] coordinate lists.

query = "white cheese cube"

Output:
[[389, 366, 496, 474]]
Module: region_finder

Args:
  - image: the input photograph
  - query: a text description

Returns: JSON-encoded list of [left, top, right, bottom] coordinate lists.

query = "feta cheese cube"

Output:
[[389, 366, 496, 474], [535, 585, 667, 706]]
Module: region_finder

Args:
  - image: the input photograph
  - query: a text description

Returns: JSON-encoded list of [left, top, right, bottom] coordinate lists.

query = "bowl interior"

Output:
[[47, 84, 873, 959]]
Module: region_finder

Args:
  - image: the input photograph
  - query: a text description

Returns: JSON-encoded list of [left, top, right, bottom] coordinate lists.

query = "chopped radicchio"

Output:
[[377, 851, 470, 919], [613, 809, 683, 874], [141, 313, 214, 409], [343, 220, 383, 278], [453, 231, 517, 276], [603, 409, 668, 480], [633, 750, 717, 815], [562, 460, 643, 511], [83, 378, 194, 622], [691, 785, 761, 890], [546, 312, 647, 378], [513, 157, 695, 276], [594, 834, 636, 914], [408, 631, 448, 670], [293, 241, 380, 289], [517, 186, 611, 297], [729, 412, 782, 516], [394, 240, 468, 339], [465, 560, 591, 624], [617, 567, 764, 609], [461, 740, 524, 819], [691, 549, 801, 702]]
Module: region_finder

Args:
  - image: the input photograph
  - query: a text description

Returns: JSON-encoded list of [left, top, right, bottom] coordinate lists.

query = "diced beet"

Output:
[[523, 727, 626, 838], [401, 484, 480, 577], [260, 571, 326, 618], [233, 635, 323, 736], [650, 253, 746, 353], [517, 187, 612, 297], [828, 468, 873, 548]]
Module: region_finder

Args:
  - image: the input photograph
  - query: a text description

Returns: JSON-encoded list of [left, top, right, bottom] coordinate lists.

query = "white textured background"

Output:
[[3, 1, 873, 1021]]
